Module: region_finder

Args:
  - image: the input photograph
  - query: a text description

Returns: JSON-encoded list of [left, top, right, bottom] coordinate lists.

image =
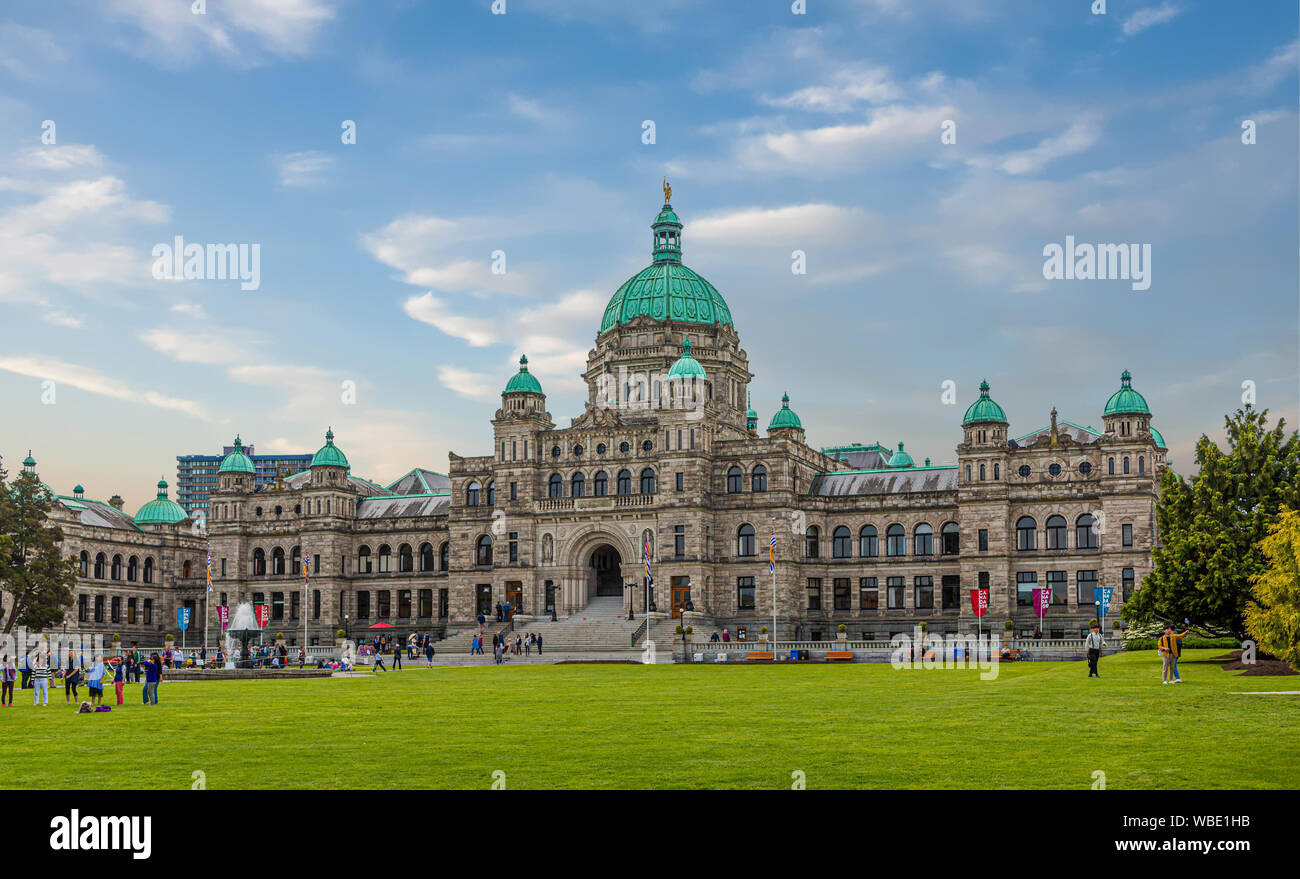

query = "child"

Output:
[[113, 655, 126, 705], [87, 655, 105, 706]]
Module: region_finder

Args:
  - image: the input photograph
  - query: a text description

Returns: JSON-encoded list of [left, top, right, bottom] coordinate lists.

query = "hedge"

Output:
[[1123, 637, 1239, 651]]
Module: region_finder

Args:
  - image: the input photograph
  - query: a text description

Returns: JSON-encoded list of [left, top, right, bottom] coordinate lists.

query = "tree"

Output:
[[0, 466, 79, 634], [1245, 507, 1300, 670], [1126, 406, 1299, 638]]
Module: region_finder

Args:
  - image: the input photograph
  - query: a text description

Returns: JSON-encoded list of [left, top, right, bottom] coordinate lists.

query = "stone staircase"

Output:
[[512, 596, 644, 654]]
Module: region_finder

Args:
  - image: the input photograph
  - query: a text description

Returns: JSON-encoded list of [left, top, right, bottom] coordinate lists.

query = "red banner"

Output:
[[970, 588, 989, 618], [216, 605, 229, 630], [255, 604, 269, 628], [1032, 586, 1052, 616]]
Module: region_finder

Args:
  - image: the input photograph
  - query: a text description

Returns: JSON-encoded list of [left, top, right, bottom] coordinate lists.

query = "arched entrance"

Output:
[[590, 544, 624, 597]]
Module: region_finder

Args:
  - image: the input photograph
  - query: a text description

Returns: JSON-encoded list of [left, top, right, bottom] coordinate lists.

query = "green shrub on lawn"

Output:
[[1123, 637, 1239, 651]]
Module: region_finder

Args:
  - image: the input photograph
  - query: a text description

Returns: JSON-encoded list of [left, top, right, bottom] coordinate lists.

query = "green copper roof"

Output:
[[218, 436, 256, 474], [503, 355, 544, 395], [1149, 425, 1166, 449], [310, 428, 349, 469], [1104, 369, 1150, 415], [888, 442, 915, 468], [599, 196, 734, 333], [135, 479, 188, 525], [73, 484, 84, 493], [746, 391, 757, 420], [962, 379, 1008, 425], [22, 451, 36, 467], [768, 392, 803, 431], [667, 338, 707, 380]]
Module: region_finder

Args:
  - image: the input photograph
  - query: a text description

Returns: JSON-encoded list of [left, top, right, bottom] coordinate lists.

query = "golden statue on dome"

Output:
[[663, 177, 671, 204]]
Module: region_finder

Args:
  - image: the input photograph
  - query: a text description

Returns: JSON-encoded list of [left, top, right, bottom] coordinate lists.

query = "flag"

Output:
[[205, 547, 212, 592], [303, 543, 310, 589], [769, 528, 776, 574], [642, 532, 652, 588]]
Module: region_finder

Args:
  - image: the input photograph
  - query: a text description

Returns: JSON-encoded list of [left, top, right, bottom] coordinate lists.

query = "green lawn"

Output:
[[3, 649, 1296, 789]]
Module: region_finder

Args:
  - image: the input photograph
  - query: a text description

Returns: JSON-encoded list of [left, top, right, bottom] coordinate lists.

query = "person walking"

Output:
[[298, 646, 306, 670], [536, 633, 543, 655], [1085, 623, 1104, 677], [1157, 623, 1187, 684], [424, 640, 435, 667], [87, 655, 106, 706], [373, 647, 388, 672], [20, 652, 31, 690], [144, 653, 161, 705], [31, 652, 51, 706], [113, 654, 126, 705], [1, 655, 15, 706]]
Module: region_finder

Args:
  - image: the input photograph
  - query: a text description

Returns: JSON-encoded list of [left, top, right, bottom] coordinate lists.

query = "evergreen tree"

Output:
[[0, 465, 79, 634], [1126, 406, 1299, 638], [1245, 507, 1300, 670]]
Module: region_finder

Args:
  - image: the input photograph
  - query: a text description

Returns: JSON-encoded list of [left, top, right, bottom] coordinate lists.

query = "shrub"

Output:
[[335, 629, 346, 639], [760, 625, 768, 634], [918, 621, 929, 631], [675, 625, 683, 634], [837, 624, 847, 633], [1089, 618, 1100, 628], [1124, 637, 1239, 652], [164, 634, 174, 642], [1003, 620, 1014, 630]]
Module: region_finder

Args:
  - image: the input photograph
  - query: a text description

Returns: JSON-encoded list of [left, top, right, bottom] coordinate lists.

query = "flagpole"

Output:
[[770, 527, 777, 651]]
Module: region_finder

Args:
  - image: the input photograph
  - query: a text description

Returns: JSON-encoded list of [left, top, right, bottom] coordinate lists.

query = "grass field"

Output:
[[3, 649, 1296, 789]]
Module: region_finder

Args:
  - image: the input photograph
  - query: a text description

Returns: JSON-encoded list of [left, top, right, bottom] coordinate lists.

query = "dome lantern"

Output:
[[310, 427, 350, 470], [767, 392, 804, 436], [134, 477, 188, 526], [218, 436, 256, 475], [962, 379, 1009, 426], [1104, 369, 1151, 416], [503, 355, 544, 396], [667, 338, 707, 381], [889, 442, 915, 468]]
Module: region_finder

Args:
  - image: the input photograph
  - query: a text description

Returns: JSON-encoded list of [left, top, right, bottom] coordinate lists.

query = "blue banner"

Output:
[[1097, 586, 1114, 617], [177, 607, 191, 631]]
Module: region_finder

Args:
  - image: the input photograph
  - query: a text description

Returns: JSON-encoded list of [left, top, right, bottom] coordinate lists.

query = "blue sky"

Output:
[[1, 0, 1296, 510]]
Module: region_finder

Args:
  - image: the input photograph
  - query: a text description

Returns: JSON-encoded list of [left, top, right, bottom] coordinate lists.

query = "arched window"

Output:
[[1046, 515, 1068, 549], [357, 545, 372, 574], [640, 468, 656, 494], [886, 524, 906, 556], [805, 525, 820, 559], [1076, 514, 1099, 549], [914, 524, 934, 556], [617, 470, 632, 495], [486, 481, 495, 506], [737, 524, 756, 557], [548, 473, 563, 498], [993, 463, 1000, 480], [182, 560, 192, 579], [271, 547, 285, 575], [94, 552, 106, 579], [111, 554, 122, 580], [1108, 457, 1115, 475], [941, 522, 960, 555], [1122, 457, 1130, 474], [979, 463, 986, 481], [832, 526, 852, 558], [399, 543, 414, 573], [476, 535, 493, 566], [752, 465, 768, 492], [127, 555, 138, 581], [420, 542, 435, 572], [439, 542, 449, 572], [143, 557, 154, 583], [571, 472, 586, 498], [859, 525, 878, 558], [1016, 516, 1037, 551], [378, 544, 392, 573], [291, 545, 302, 574], [79, 551, 89, 577], [726, 466, 742, 493], [466, 480, 481, 506], [593, 471, 608, 497], [253, 548, 266, 576], [1138, 456, 1145, 474]]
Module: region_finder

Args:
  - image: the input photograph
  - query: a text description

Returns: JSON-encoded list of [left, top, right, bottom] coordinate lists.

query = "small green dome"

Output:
[[963, 380, 1008, 425], [73, 484, 84, 493], [22, 451, 36, 467], [888, 442, 915, 468], [768, 392, 803, 431], [1104, 370, 1150, 416], [135, 478, 187, 525], [1149, 425, 1166, 449], [746, 392, 757, 421], [310, 428, 349, 469], [219, 436, 256, 474], [504, 355, 544, 395], [667, 338, 707, 380]]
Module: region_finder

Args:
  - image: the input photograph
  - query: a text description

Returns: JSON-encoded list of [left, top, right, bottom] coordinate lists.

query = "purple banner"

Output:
[[217, 605, 229, 630], [1032, 586, 1052, 616]]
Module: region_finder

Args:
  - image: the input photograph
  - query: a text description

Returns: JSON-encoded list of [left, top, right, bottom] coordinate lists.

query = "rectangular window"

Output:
[[378, 551, 392, 574], [419, 589, 433, 618], [978, 529, 989, 552], [1048, 570, 1068, 605], [914, 576, 933, 609], [312, 589, 321, 620], [675, 472, 684, 491], [1122, 523, 1133, 547], [143, 598, 153, 625], [77, 594, 88, 622], [377, 591, 392, 618], [886, 577, 905, 610], [398, 589, 412, 619], [94, 595, 105, 622], [674, 525, 685, 559], [690, 428, 695, 449], [127, 597, 137, 624], [510, 482, 518, 500], [1122, 567, 1135, 601], [1016, 572, 1038, 607], [805, 579, 822, 611], [508, 533, 518, 564], [833, 578, 851, 611], [941, 575, 961, 610], [221, 558, 227, 577], [272, 592, 285, 621], [737, 577, 755, 610], [313, 554, 320, 574], [438, 588, 450, 619], [1077, 570, 1098, 607], [357, 590, 371, 619], [860, 577, 878, 610], [290, 591, 301, 620]]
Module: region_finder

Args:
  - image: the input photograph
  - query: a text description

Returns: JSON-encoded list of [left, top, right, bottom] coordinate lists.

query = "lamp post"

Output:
[[625, 580, 635, 620], [681, 598, 694, 663]]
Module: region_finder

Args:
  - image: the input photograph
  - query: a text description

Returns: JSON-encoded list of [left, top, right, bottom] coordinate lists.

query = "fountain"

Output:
[[224, 602, 263, 670]]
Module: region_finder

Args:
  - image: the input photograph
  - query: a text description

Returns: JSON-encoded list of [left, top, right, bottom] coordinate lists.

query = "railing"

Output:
[[614, 494, 654, 507], [630, 619, 647, 646]]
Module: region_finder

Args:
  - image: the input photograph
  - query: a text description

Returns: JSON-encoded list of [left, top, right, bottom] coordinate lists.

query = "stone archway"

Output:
[[554, 526, 639, 615], [590, 544, 624, 597]]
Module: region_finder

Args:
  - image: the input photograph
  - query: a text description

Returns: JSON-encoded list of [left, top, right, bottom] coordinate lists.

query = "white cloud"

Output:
[[982, 119, 1103, 175], [0, 355, 207, 419], [690, 203, 877, 247], [41, 311, 86, 328], [762, 65, 898, 112], [1121, 4, 1182, 38], [436, 366, 500, 402], [403, 293, 498, 347], [20, 145, 105, 171], [507, 93, 548, 124], [104, 0, 338, 66], [362, 213, 530, 296], [139, 328, 253, 364], [274, 150, 335, 188]]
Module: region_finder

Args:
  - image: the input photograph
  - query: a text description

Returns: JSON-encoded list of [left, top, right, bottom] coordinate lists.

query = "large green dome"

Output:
[[310, 428, 349, 469], [599, 194, 734, 334], [963, 380, 1008, 425], [1104, 370, 1150, 415], [219, 436, 256, 474], [135, 479, 188, 525], [768, 392, 803, 431], [1149, 425, 1166, 449], [504, 355, 544, 394]]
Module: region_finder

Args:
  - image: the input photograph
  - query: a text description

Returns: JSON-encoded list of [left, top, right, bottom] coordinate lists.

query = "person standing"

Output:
[[31, 652, 51, 706], [144, 653, 161, 705], [1, 655, 15, 706], [536, 633, 543, 655], [63, 650, 81, 705], [391, 641, 402, 670], [1084, 623, 1104, 677], [131, 645, 142, 683], [113, 654, 126, 705], [87, 655, 105, 706], [1157, 624, 1187, 684], [424, 640, 435, 667]]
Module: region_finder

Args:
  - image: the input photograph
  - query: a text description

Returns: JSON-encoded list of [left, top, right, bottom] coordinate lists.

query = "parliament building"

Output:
[[24, 190, 1167, 646]]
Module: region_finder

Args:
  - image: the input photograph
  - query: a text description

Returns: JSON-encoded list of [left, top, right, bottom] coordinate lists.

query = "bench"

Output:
[[824, 650, 854, 661], [746, 651, 775, 661], [1000, 648, 1025, 661]]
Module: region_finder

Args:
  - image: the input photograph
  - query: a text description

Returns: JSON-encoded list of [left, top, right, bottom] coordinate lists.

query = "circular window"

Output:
[[1018, 465, 1031, 478], [642, 440, 653, 452], [551, 446, 561, 458], [573, 444, 583, 457], [1048, 463, 1062, 477], [596, 443, 606, 455], [619, 441, 630, 453], [1079, 461, 1093, 475]]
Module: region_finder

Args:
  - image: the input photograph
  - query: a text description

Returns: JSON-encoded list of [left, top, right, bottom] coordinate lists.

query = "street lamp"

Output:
[[624, 580, 636, 620], [680, 598, 694, 662]]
